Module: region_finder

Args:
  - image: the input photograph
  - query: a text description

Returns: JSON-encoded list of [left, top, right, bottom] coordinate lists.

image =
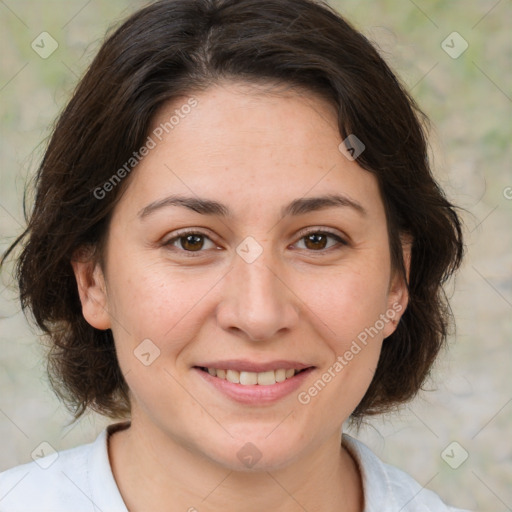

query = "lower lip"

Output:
[[194, 367, 315, 404]]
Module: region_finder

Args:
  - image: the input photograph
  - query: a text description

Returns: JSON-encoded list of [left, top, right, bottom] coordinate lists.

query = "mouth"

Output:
[[196, 366, 309, 386], [193, 362, 315, 404]]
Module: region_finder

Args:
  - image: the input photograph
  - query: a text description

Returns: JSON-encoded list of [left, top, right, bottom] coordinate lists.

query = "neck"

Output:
[[109, 417, 363, 512]]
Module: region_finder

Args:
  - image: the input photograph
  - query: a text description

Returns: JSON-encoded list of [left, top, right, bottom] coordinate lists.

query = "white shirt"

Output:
[[0, 423, 471, 511]]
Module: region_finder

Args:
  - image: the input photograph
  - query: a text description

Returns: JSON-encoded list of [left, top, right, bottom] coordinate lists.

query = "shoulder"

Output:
[[0, 441, 92, 512], [0, 424, 127, 512], [342, 435, 473, 512]]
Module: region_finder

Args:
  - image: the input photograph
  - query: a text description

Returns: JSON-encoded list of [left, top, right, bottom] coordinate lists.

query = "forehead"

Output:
[[118, 81, 384, 221]]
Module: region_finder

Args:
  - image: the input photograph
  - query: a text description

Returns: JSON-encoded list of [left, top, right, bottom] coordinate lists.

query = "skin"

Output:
[[73, 81, 410, 512]]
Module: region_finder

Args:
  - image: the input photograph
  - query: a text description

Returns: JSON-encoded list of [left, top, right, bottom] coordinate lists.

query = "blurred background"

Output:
[[0, 1, 510, 510]]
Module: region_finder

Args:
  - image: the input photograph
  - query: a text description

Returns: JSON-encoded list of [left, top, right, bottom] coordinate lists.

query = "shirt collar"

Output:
[[88, 421, 130, 512], [342, 433, 395, 511], [90, 424, 402, 512]]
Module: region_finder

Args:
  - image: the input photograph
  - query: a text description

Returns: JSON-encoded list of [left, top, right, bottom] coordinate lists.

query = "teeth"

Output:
[[240, 371, 258, 385], [226, 369, 240, 384], [259, 370, 279, 385], [275, 369, 286, 383], [204, 367, 304, 385]]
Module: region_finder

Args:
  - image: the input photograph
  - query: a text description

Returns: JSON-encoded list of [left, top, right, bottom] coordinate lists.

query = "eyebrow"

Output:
[[138, 193, 367, 219]]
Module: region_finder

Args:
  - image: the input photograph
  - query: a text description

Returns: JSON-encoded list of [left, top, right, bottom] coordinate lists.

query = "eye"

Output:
[[163, 228, 347, 255], [164, 230, 218, 253], [293, 230, 347, 251]]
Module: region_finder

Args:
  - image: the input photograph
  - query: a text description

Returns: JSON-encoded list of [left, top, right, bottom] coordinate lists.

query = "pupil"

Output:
[[305, 233, 327, 250], [182, 234, 203, 251]]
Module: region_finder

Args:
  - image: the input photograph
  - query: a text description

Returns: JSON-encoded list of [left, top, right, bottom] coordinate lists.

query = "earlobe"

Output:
[[71, 251, 111, 330]]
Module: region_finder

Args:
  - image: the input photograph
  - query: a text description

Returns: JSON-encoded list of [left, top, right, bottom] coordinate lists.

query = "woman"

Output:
[[0, 0, 469, 510]]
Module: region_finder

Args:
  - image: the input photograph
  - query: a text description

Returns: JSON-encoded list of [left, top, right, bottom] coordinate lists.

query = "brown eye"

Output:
[[304, 233, 328, 250], [165, 231, 217, 254], [295, 231, 346, 251], [180, 234, 205, 251]]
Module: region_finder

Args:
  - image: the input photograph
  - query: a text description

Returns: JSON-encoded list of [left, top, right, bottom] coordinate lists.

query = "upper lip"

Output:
[[195, 360, 314, 373]]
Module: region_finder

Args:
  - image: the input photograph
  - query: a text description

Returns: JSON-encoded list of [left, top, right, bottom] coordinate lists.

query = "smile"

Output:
[[198, 367, 306, 385], [194, 363, 315, 404]]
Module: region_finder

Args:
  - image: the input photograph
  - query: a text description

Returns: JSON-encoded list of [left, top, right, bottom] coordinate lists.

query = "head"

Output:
[[4, 0, 463, 470]]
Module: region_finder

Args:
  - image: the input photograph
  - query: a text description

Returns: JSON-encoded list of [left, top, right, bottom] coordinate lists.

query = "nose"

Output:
[[215, 248, 300, 342]]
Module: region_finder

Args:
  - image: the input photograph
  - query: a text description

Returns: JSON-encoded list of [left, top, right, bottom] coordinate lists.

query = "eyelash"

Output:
[[163, 228, 348, 257]]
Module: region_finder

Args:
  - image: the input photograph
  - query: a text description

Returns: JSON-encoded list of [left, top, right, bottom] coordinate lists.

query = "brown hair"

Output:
[[2, 0, 463, 420]]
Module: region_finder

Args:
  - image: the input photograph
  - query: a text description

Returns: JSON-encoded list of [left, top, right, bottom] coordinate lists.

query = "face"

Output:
[[74, 81, 408, 471]]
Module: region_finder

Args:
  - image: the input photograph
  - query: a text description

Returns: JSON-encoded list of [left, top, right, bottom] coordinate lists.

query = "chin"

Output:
[[196, 425, 310, 472]]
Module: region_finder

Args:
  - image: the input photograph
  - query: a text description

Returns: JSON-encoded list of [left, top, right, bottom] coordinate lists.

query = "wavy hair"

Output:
[[2, 0, 464, 420]]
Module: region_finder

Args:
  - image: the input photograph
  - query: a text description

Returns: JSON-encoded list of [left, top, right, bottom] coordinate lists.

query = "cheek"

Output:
[[103, 256, 226, 394], [299, 259, 391, 349], [107, 256, 215, 339], [293, 260, 390, 408], [105, 259, 215, 417]]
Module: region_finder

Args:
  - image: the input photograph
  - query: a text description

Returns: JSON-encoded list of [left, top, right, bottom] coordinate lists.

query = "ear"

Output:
[[382, 234, 412, 339], [71, 248, 111, 330]]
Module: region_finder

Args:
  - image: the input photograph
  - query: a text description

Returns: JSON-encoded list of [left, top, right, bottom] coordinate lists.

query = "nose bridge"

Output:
[[216, 240, 299, 341], [238, 252, 280, 308]]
